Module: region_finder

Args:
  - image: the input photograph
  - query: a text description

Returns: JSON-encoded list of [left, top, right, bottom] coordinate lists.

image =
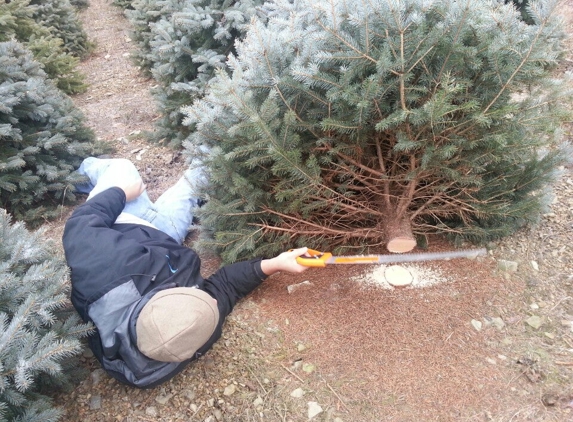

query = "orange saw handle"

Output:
[[291, 248, 333, 267]]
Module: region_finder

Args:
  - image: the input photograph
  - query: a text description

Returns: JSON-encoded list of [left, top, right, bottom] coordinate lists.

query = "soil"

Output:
[[49, 0, 573, 421]]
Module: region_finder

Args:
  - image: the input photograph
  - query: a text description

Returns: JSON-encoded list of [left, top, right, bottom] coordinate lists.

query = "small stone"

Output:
[[104, 54, 111, 59], [471, 319, 482, 331], [544, 332, 555, 339], [223, 385, 236, 396], [287, 280, 313, 294], [207, 398, 215, 407], [155, 393, 173, 405], [290, 388, 305, 398], [145, 407, 158, 417], [530, 261, 539, 271], [122, 52, 130, 57], [253, 396, 264, 407], [83, 347, 94, 358], [91, 368, 105, 386], [486, 358, 497, 365], [302, 363, 316, 373], [542, 392, 559, 407], [525, 315, 543, 329], [190, 404, 198, 412], [297, 343, 307, 352], [530, 303, 539, 310], [497, 260, 518, 272], [308, 402, 323, 419], [491, 317, 505, 330], [89, 395, 101, 410], [213, 409, 223, 421]]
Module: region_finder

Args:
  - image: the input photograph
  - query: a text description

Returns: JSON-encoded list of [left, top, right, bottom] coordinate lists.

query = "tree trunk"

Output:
[[385, 214, 416, 253]]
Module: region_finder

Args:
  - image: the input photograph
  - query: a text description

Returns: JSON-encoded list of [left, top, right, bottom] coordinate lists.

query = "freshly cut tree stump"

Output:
[[385, 216, 416, 253]]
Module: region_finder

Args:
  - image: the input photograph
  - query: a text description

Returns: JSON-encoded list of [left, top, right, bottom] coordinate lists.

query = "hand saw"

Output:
[[295, 248, 487, 267]]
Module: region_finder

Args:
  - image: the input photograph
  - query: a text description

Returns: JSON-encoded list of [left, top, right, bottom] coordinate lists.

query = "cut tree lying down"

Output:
[[183, 0, 571, 263]]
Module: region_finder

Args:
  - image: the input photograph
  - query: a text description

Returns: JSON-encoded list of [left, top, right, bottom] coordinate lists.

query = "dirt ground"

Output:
[[49, 0, 573, 421]]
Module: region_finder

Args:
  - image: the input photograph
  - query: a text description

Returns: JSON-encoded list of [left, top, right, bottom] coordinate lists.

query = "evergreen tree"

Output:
[[0, 209, 93, 422], [182, 0, 571, 262], [125, 0, 184, 72], [124, 0, 263, 146], [0, 0, 87, 95], [0, 41, 95, 224], [30, 0, 94, 59], [147, 0, 264, 146]]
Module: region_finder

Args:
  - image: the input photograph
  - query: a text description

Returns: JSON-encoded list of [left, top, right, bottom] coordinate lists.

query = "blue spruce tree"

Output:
[[0, 210, 92, 422], [0, 41, 95, 224], [182, 0, 572, 262]]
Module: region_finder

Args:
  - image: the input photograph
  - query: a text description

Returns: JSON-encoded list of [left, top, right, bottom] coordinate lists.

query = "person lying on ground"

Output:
[[63, 157, 309, 388]]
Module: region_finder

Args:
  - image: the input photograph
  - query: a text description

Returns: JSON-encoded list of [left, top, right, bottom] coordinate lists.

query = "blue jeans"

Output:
[[76, 157, 205, 244]]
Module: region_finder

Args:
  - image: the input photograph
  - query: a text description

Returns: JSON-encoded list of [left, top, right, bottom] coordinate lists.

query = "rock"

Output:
[[83, 347, 94, 358], [145, 407, 158, 417], [302, 363, 316, 373], [497, 260, 518, 272], [471, 319, 482, 331], [290, 388, 305, 398], [155, 393, 173, 405], [525, 315, 543, 329], [253, 396, 264, 407], [89, 395, 102, 410], [91, 368, 105, 386], [491, 317, 505, 330], [223, 385, 236, 396], [181, 389, 196, 401], [213, 409, 223, 421], [542, 392, 559, 406], [308, 402, 323, 420], [530, 260, 539, 271], [287, 280, 313, 294], [297, 343, 307, 352]]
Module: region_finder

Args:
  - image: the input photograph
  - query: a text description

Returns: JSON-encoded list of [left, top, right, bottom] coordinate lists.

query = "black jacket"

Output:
[[63, 187, 267, 388]]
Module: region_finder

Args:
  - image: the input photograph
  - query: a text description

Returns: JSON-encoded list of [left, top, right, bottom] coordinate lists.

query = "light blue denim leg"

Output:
[[152, 166, 206, 244], [76, 157, 157, 222]]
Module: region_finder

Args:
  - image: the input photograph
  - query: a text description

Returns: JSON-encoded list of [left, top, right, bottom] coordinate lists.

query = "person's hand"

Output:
[[118, 179, 146, 202], [260, 247, 310, 276]]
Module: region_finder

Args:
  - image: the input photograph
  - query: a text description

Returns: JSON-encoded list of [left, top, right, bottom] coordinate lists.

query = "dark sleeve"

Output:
[[203, 258, 267, 318], [62, 188, 136, 315], [195, 258, 267, 357]]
